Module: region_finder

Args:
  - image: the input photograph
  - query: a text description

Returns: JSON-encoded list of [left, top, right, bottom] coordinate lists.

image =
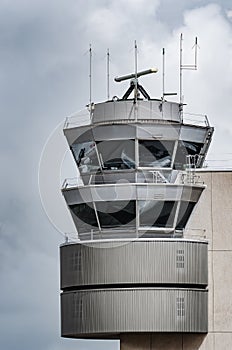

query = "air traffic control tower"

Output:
[[60, 67, 214, 348]]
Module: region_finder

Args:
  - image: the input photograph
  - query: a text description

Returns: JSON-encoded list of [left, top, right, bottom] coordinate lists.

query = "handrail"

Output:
[[63, 110, 91, 129], [63, 107, 211, 129], [62, 171, 203, 189], [183, 112, 209, 127]]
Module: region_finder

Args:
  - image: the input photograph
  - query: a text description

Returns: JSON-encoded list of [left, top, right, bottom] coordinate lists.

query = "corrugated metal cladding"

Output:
[[60, 240, 208, 289], [61, 288, 208, 337]]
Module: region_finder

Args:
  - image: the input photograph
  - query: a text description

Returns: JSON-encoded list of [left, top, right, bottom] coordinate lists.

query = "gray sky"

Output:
[[1, 1, 232, 349]]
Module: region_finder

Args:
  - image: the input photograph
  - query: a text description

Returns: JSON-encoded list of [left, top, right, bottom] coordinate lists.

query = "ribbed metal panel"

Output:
[[60, 240, 208, 289], [92, 100, 181, 124], [61, 288, 208, 337]]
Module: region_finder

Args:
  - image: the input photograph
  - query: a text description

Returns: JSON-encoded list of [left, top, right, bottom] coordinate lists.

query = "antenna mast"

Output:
[[89, 44, 92, 116], [179, 33, 199, 105], [162, 48, 165, 99], [107, 48, 110, 100], [180, 34, 183, 104], [134, 40, 138, 103]]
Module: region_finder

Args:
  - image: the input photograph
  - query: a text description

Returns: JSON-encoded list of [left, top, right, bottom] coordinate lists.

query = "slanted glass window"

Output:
[[176, 201, 196, 229], [139, 140, 174, 168], [97, 140, 135, 170], [71, 141, 100, 173], [96, 200, 136, 228], [69, 203, 98, 233], [139, 201, 177, 228], [174, 141, 203, 170]]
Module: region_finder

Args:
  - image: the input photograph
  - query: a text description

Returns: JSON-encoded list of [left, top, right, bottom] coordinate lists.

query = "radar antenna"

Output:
[[115, 68, 158, 100]]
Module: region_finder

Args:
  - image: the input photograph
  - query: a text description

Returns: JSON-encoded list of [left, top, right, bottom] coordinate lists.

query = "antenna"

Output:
[[107, 48, 110, 100], [193, 37, 199, 69], [134, 40, 138, 102], [89, 44, 92, 116], [115, 68, 158, 100], [179, 33, 199, 105], [180, 34, 183, 104], [162, 48, 165, 99], [115, 68, 158, 82]]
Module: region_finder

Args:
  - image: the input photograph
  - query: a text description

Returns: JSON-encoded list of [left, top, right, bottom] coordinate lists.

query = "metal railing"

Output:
[[64, 110, 91, 129], [62, 177, 80, 189], [63, 107, 210, 129], [148, 170, 168, 183], [183, 112, 209, 127], [62, 171, 203, 190]]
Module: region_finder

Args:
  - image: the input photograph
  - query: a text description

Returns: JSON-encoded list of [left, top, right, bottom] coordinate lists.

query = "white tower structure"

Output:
[[60, 60, 214, 347]]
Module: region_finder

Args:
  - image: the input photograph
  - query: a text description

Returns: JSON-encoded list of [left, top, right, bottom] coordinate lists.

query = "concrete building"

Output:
[[59, 69, 232, 349], [119, 170, 232, 349]]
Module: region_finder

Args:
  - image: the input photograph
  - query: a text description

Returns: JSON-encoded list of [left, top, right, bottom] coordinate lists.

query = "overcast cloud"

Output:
[[1, 1, 232, 349]]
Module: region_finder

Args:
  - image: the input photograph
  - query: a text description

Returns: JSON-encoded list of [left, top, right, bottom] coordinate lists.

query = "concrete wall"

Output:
[[120, 171, 232, 350]]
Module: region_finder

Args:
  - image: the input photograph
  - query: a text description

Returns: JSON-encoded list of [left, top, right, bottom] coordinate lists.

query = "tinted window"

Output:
[[69, 203, 98, 233], [139, 140, 174, 168], [139, 201, 177, 228], [97, 140, 135, 170], [174, 141, 203, 170], [71, 141, 100, 173], [176, 201, 196, 229], [96, 200, 136, 228]]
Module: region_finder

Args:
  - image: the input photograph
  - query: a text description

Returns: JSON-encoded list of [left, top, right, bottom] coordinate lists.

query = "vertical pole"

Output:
[[107, 48, 110, 100], [134, 40, 138, 121], [194, 37, 198, 69], [89, 44, 92, 116], [135, 40, 138, 97], [179, 33, 183, 105], [162, 48, 165, 99]]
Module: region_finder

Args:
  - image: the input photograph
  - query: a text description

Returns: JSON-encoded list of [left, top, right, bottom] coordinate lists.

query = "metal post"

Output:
[[134, 40, 138, 100], [179, 33, 183, 105], [162, 48, 165, 99], [107, 48, 110, 100], [134, 40, 138, 121], [89, 44, 92, 116]]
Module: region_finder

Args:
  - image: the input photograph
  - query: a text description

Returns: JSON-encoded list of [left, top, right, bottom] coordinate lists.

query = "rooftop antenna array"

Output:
[[86, 36, 198, 111], [179, 33, 199, 105]]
